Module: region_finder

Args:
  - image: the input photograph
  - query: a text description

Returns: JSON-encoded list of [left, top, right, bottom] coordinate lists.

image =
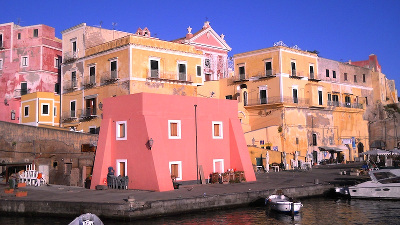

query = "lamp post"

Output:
[[194, 104, 199, 184]]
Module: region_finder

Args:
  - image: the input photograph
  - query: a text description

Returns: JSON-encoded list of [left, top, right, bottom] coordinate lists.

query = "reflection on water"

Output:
[[1, 198, 400, 224]]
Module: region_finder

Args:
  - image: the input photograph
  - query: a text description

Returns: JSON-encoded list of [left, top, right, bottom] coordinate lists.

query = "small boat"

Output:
[[69, 213, 104, 225], [347, 168, 400, 199], [265, 194, 302, 214]]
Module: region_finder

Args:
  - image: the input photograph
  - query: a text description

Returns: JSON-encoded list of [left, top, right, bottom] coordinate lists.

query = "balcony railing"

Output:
[[327, 101, 363, 109], [63, 80, 78, 92], [62, 110, 77, 121], [146, 71, 193, 84], [79, 107, 98, 120], [14, 89, 30, 98], [232, 73, 249, 83], [245, 96, 310, 106], [150, 69, 159, 78], [101, 71, 119, 84], [82, 76, 96, 89]]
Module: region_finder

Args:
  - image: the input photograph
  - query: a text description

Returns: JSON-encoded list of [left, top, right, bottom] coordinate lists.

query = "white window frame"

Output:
[[24, 105, 29, 117], [0, 33, 3, 48], [149, 57, 160, 78], [264, 59, 272, 76], [309, 63, 314, 77], [259, 85, 268, 104], [213, 159, 224, 173], [168, 120, 181, 139], [0, 59, 3, 70], [89, 126, 97, 134], [196, 65, 202, 77], [291, 60, 296, 75], [54, 57, 59, 68], [212, 121, 223, 139], [169, 161, 182, 181], [21, 56, 29, 67], [89, 65, 96, 84], [116, 159, 127, 177], [41, 103, 50, 116], [110, 59, 118, 78], [116, 121, 127, 140], [71, 38, 77, 55]]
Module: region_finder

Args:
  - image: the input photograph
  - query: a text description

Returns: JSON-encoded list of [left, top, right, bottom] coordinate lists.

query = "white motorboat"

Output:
[[69, 213, 104, 225], [265, 194, 302, 214], [348, 168, 400, 199]]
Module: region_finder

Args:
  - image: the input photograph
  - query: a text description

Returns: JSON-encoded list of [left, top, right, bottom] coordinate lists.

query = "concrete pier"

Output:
[[0, 163, 367, 220]]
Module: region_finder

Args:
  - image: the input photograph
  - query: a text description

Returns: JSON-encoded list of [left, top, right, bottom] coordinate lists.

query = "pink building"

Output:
[[173, 21, 232, 81], [91, 93, 256, 191], [0, 22, 61, 123]]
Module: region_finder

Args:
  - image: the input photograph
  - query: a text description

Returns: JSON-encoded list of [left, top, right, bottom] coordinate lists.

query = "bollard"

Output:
[[314, 179, 319, 184]]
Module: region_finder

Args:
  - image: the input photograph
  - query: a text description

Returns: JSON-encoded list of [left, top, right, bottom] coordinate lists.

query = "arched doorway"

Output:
[[357, 142, 364, 154]]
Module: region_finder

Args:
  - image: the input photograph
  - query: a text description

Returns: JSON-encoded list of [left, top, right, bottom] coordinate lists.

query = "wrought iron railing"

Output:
[[14, 89, 30, 98], [245, 96, 310, 106]]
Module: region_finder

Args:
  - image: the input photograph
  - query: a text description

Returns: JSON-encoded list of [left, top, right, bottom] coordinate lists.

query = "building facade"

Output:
[[91, 93, 256, 191], [0, 22, 61, 124], [20, 92, 60, 127], [60, 24, 204, 133], [173, 21, 231, 81]]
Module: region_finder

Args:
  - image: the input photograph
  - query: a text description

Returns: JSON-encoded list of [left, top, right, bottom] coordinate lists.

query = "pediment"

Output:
[[189, 28, 231, 51]]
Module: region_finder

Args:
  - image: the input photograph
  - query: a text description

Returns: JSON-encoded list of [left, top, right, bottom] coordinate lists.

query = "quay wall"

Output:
[[0, 184, 333, 220]]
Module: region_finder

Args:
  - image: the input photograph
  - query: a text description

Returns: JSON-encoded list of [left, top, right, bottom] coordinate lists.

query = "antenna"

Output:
[[17, 18, 21, 26], [112, 22, 117, 39], [99, 21, 103, 28]]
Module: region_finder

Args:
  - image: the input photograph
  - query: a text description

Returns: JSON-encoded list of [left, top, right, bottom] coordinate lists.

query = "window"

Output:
[[178, 62, 186, 81], [116, 159, 127, 177], [0, 34, 3, 48], [24, 106, 29, 117], [89, 126, 96, 134], [213, 159, 224, 173], [11, 110, 15, 120], [225, 95, 232, 100], [71, 71, 77, 87], [265, 61, 272, 76], [333, 71, 336, 79], [41, 103, 50, 116], [168, 120, 181, 139], [21, 82, 27, 95], [363, 74, 366, 83], [309, 65, 314, 78], [0, 59, 3, 70], [344, 73, 348, 81], [33, 29, 38, 37], [85, 97, 96, 116], [150, 59, 159, 78], [17, 33, 21, 40], [116, 121, 127, 140], [212, 121, 223, 139], [205, 59, 210, 68], [169, 161, 182, 180], [291, 61, 296, 76], [21, 56, 28, 67], [326, 69, 329, 77], [54, 106, 57, 116], [354, 75, 357, 83], [365, 97, 368, 106], [110, 60, 117, 79], [332, 94, 339, 106], [345, 96, 351, 107], [70, 101, 76, 117], [239, 65, 245, 80], [259, 86, 267, 104], [327, 93, 332, 105], [318, 87, 323, 105], [196, 65, 202, 77], [312, 133, 317, 146], [292, 86, 298, 103], [243, 91, 248, 106], [72, 40, 77, 55], [89, 66, 95, 84], [54, 57, 59, 68]]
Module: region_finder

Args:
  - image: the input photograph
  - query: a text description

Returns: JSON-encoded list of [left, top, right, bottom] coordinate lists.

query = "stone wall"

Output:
[[0, 121, 98, 187]]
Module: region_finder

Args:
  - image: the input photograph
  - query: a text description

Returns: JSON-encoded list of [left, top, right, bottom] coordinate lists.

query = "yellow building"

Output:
[[61, 24, 203, 132], [199, 42, 372, 167], [20, 92, 60, 127]]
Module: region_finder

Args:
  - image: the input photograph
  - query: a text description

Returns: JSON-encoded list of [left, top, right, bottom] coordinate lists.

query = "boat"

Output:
[[265, 194, 302, 214], [347, 168, 400, 199], [69, 213, 104, 225]]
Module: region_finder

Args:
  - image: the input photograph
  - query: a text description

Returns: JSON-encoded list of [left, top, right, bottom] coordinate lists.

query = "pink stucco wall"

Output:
[[91, 93, 256, 191], [0, 23, 61, 123]]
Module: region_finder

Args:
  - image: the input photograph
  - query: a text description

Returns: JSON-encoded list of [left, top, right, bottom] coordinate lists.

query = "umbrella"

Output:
[[359, 149, 391, 156], [265, 151, 270, 173]]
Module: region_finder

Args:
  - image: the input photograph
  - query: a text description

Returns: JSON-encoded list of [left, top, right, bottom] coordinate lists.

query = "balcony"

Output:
[[101, 71, 119, 85], [232, 73, 249, 83], [63, 80, 78, 93], [82, 76, 96, 89], [257, 70, 277, 80], [79, 107, 98, 121], [62, 110, 78, 122], [327, 101, 364, 109], [14, 89, 30, 98], [289, 70, 305, 79], [245, 96, 310, 107], [146, 70, 193, 84], [308, 72, 321, 82]]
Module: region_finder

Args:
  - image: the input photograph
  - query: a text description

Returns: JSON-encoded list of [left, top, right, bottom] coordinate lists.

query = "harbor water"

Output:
[[1, 197, 400, 224]]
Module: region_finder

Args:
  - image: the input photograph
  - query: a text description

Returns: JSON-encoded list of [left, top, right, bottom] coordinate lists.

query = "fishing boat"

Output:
[[347, 168, 400, 199], [265, 194, 302, 214]]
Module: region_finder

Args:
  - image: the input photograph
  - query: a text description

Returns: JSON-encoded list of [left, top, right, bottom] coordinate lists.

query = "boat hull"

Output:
[[349, 182, 400, 199], [266, 195, 302, 213]]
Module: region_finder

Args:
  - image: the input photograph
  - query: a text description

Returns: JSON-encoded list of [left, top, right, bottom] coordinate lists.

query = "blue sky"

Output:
[[3, 0, 400, 92]]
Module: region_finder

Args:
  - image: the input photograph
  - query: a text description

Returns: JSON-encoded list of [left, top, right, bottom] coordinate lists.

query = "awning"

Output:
[[359, 149, 391, 156], [318, 146, 346, 153]]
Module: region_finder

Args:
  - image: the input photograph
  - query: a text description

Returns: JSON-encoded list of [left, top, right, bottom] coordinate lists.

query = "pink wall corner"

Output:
[[91, 118, 113, 189], [229, 118, 256, 182]]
